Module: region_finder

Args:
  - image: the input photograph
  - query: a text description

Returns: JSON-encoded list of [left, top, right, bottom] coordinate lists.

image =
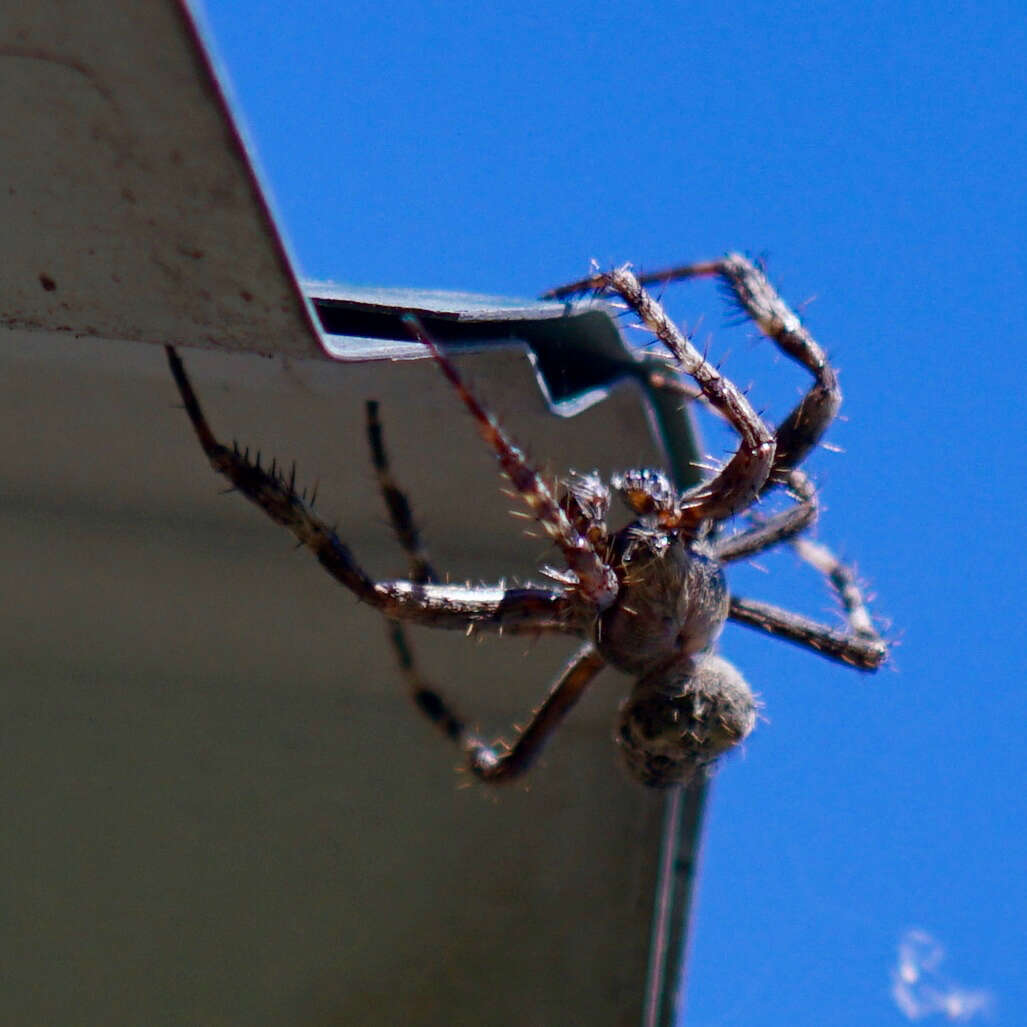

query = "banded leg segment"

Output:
[[728, 536, 887, 670], [402, 315, 618, 609], [167, 345, 379, 604], [544, 268, 776, 527], [166, 346, 575, 633], [793, 537, 881, 644], [366, 399, 437, 585], [365, 400, 606, 782], [469, 643, 606, 782], [713, 469, 819, 564], [366, 398, 478, 758], [729, 597, 885, 669], [393, 636, 606, 783], [636, 254, 841, 484]]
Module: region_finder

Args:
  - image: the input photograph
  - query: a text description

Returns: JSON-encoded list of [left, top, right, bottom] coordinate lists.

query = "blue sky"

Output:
[[195, 2, 1026, 1023]]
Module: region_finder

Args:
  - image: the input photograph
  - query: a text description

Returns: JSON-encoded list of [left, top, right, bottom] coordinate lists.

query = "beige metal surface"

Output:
[[0, 1, 321, 358]]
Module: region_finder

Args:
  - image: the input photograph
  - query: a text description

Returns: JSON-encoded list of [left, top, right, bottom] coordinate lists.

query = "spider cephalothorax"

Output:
[[167, 254, 887, 789]]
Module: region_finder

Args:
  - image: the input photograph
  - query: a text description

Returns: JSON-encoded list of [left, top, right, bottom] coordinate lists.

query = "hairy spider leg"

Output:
[[367, 398, 475, 750], [471, 644, 606, 782], [365, 398, 608, 782], [706, 466, 884, 668], [367, 397, 472, 752], [635, 254, 841, 485], [557, 471, 611, 548], [546, 255, 841, 490], [713, 469, 819, 564], [792, 537, 881, 643], [401, 315, 618, 609], [396, 629, 605, 783], [165, 346, 579, 634], [727, 530, 887, 669], [543, 268, 776, 527]]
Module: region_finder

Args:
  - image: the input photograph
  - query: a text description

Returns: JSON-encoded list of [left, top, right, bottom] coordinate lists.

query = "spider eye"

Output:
[[612, 468, 676, 516], [615, 655, 756, 789]]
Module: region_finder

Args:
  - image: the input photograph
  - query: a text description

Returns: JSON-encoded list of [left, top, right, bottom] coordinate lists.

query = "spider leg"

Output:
[[166, 346, 580, 634], [713, 469, 819, 564], [728, 536, 886, 670], [635, 254, 841, 484], [364, 402, 609, 781], [366, 397, 467, 744], [471, 643, 606, 782], [373, 394, 612, 581], [558, 470, 611, 548], [367, 399, 530, 765], [544, 268, 776, 526], [365, 399, 437, 585], [402, 316, 618, 609], [792, 536, 881, 643], [394, 637, 606, 783], [728, 597, 885, 670]]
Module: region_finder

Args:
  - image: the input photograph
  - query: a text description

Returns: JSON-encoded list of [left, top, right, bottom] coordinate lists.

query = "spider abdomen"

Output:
[[596, 534, 729, 675], [617, 655, 757, 788]]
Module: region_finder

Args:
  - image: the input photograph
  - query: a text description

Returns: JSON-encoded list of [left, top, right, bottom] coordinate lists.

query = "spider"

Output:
[[166, 254, 887, 789]]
